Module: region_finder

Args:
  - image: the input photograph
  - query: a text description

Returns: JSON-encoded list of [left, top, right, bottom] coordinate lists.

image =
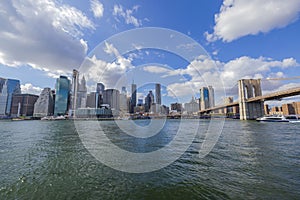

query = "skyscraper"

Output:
[[155, 83, 161, 105], [33, 88, 55, 117], [54, 76, 70, 116], [208, 85, 215, 108], [103, 89, 120, 111], [0, 79, 21, 116], [11, 94, 39, 117], [130, 83, 137, 113], [145, 90, 154, 112], [96, 83, 105, 108], [200, 86, 215, 110]]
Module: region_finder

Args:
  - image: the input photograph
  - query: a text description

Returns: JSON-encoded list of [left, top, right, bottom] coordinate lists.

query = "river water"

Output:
[[0, 119, 299, 199]]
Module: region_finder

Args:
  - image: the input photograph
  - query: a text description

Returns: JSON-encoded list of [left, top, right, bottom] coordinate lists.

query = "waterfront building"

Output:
[[269, 106, 283, 115], [54, 76, 71, 116], [0, 82, 8, 115], [119, 92, 128, 113], [0, 79, 21, 116], [293, 102, 300, 114], [0, 77, 5, 93], [11, 94, 39, 117], [71, 70, 87, 115], [184, 97, 199, 114], [155, 83, 161, 105], [200, 86, 215, 110], [171, 103, 182, 113], [74, 107, 112, 118], [282, 103, 295, 115], [130, 83, 137, 113], [103, 89, 120, 111], [95, 83, 105, 108], [86, 92, 98, 108], [150, 103, 161, 114], [33, 88, 55, 117], [145, 91, 154, 112]]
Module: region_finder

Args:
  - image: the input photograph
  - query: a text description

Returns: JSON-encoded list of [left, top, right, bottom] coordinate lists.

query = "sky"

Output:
[[1, 0, 300, 106]]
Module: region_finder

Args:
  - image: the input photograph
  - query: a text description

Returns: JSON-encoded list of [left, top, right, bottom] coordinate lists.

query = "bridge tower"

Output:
[[238, 79, 264, 120]]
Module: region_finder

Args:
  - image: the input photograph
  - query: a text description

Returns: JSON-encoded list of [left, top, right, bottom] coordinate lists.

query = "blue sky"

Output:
[[0, 0, 300, 106]]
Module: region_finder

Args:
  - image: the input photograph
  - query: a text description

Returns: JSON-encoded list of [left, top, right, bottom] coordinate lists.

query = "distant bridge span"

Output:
[[199, 83, 300, 120]]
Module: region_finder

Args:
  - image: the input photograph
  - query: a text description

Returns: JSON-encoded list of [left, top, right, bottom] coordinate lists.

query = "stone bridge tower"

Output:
[[238, 79, 264, 120]]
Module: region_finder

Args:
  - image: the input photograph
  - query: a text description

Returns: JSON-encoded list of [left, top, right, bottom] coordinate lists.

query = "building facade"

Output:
[[0, 78, 21, 116], [33, 88, 55, 117], [130, 83, 137, 113], [11, 94, 39, 117], [200, 86, 215, 110], [155, 83, 161, 105], [54, 76, 71, 116], [103, 89, 120, 111]]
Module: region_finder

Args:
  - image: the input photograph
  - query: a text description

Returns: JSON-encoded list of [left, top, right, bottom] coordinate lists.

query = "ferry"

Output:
[[256, 115, 289, 122], [256, 115, 299, 123]]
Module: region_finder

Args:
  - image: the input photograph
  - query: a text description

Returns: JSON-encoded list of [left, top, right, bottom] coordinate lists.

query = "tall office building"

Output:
[[96, 83, 105, 108], [145, 90, 154, 112], [208, 86, 215, 108], [71, 69, 79, 112], [200, 86, 215, 110], [130, 83, 137, 113], [33, 88, 55, 117], [155, 83, 161, 105], [77, 76, 87, 108], [54, 76, 71, 116], [0, 78, 5, 93], [71, 70, 87, 113], [0, 79, 21, 116], [103, 89, 120, 111], [11, 94, 39, 117]]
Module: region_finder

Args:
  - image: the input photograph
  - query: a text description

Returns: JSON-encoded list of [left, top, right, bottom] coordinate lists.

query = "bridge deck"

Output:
[[199, 87, 300, 113]]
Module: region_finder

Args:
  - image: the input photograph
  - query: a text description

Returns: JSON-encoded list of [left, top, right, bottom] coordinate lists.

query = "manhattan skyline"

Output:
[[0, 1, 300, 106]]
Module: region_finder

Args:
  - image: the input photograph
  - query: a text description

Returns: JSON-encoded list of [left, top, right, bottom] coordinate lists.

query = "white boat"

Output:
[[256, 115, 289, 122], [285, 115, 300, 123]]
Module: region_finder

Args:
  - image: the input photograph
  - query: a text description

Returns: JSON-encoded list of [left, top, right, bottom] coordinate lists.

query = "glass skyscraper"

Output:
[[54, 76, 71, 116], [0, 78, 21, 116]]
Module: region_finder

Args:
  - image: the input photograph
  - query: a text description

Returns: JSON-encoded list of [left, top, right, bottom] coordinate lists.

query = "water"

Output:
[[0, 119, 299, 199]]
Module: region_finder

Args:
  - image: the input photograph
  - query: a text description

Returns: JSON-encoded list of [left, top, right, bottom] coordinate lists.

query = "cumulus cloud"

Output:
[[0, 0, 94, 73], [113, 4, 142, 27], [21, 83, 43, 95], [206, 0, 300, 42], [149, 55, 300, 100], [82, 42, 134, 89], [90, 0, 104, 18]]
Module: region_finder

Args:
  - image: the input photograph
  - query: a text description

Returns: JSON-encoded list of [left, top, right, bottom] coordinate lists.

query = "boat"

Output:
[[285, 115, 300, 123], [257, 115, 300, 123], [41, 116, 66, 120], [256, 115, 289, 122]]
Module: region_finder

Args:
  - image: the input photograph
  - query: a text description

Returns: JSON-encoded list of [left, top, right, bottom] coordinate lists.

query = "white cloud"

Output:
[[83, 43, 134, 90], [143, 66, 172, 74], [0, 0, 95, 73], [206, 0, 300, 42], [141, 55, 299, 100], [113, 4, 142, 27], [90, 0, 104, 18], [21, 83, 43, 95]]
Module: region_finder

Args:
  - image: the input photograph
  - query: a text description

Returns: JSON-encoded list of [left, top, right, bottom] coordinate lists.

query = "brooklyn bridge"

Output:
[[199, 78, 300, 120]]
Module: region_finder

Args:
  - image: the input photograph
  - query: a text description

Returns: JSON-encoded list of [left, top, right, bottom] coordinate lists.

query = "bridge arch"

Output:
[[238, 79, 264, 120]]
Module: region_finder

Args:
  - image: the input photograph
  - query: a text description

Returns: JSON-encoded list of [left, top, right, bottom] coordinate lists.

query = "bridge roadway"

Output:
[[199, 87, 300, 114]]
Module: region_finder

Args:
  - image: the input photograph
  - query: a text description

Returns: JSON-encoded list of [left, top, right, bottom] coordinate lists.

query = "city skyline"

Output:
[[0, 1, 299, 108]]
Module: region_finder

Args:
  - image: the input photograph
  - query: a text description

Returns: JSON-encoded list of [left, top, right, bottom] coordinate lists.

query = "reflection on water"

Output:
[[0, 119, 299, 199]]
